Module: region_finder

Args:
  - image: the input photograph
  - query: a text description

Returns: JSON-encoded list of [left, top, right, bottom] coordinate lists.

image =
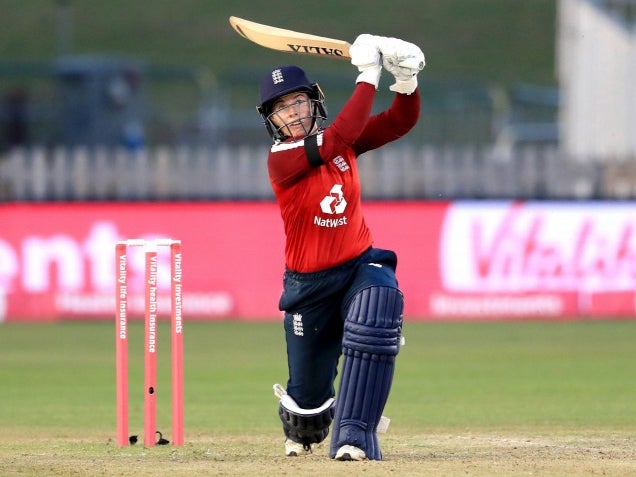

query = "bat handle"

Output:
[[398, 58, 425, 71]]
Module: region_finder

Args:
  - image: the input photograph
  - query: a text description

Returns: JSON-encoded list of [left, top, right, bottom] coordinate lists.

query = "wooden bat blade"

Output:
[[229, 16, 350, 60]]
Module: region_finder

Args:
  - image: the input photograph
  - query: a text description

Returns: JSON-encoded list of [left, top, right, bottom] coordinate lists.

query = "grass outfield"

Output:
[[1, 1, 556, 86], [0, 319, 635, 476]]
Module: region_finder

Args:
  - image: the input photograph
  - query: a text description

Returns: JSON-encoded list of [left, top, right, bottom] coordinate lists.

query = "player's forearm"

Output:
[[328, 82, 376, 145], [352, 88, 421, 154], [387, 87, 421, 135]]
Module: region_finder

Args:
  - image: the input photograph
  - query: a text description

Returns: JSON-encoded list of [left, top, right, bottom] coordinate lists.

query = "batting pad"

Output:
[[329, 286, 403, 460], [273, 383, 335, 416], [274, 384, 335, 447]]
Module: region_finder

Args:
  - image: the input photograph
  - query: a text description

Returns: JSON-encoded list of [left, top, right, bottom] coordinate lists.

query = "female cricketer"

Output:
[[257, 34, 424, 461]]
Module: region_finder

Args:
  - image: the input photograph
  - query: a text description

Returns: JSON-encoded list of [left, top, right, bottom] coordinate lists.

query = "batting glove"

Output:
[[350, 34, 382, 89], [379, 37, 425, 94]]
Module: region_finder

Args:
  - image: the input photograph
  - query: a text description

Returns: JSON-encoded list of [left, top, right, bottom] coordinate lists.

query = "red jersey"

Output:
[[268, 83, 420, 272]]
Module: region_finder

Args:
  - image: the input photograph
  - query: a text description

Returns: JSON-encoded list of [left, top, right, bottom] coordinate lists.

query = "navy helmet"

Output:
[[257, 65, 327, 141]]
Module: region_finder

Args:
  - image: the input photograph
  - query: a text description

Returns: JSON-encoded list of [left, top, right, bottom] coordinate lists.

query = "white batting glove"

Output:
[[350, 34, 382, 89], [379, 37, 425, 94], [384, 61, 418, 94]]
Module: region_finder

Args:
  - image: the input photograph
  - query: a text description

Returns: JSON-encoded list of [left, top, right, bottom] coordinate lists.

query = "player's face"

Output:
[[270, 92, 314, 140]]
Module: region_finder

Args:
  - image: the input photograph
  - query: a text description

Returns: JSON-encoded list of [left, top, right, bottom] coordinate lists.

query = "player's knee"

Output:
[[344, 286, 403, 356]]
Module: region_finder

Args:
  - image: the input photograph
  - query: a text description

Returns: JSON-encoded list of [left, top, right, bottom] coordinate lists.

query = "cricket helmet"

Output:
[[257, 65, 327, 141]]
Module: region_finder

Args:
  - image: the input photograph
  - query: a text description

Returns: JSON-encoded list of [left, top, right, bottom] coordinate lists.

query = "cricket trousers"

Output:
[[278, 247, 400, 409]]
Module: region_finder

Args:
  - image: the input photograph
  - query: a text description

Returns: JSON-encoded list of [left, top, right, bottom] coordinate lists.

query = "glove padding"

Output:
[[349, 34, 382, 89], [384, 63, 418, 94], [379, 37, 425, 94]]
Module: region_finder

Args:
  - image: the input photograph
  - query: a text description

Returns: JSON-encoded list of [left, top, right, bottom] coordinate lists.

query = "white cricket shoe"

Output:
[[334, 444, 367, 461], [285, 439, 312, 457]]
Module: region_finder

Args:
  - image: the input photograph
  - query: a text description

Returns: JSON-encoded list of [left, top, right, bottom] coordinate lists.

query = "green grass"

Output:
[[0, 0, 557, 147], [391, 320, 636, 430], [0, 0, 556, 86], [1, 319, 635, 441]]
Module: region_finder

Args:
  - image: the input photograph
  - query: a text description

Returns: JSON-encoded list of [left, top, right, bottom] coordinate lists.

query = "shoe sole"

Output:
[[335, 452, 353, 461]]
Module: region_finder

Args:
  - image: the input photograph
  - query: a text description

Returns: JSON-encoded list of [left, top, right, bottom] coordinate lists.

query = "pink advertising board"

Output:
[[0, 201, 634, 321]]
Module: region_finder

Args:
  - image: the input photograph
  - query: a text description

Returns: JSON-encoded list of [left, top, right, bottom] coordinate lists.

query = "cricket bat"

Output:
[[229, 16, 425, 71], [229, 16, 351, 59]]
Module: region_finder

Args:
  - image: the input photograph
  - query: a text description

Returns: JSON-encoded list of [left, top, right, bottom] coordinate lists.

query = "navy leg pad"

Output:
[[329, 286, 403, 460]]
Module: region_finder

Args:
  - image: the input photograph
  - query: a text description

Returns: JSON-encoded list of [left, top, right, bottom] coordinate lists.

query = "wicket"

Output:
[[115, 238, 184, 447]]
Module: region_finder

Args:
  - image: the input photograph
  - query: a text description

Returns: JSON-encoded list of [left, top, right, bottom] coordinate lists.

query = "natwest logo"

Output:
[[320, 184, 347, 214]]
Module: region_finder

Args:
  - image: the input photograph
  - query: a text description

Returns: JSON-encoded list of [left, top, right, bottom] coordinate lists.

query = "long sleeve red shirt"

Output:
[[268, 82, 421, 272]]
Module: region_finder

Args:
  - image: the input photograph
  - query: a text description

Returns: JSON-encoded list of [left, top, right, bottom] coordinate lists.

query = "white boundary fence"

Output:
[[2, 144, 635, 201]]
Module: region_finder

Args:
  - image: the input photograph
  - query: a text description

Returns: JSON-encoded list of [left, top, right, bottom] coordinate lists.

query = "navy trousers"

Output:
[[278, 247, 399, 409]]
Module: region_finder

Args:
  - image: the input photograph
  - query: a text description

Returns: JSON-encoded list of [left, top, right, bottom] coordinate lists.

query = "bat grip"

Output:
[[398, 58, 425, 71]]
